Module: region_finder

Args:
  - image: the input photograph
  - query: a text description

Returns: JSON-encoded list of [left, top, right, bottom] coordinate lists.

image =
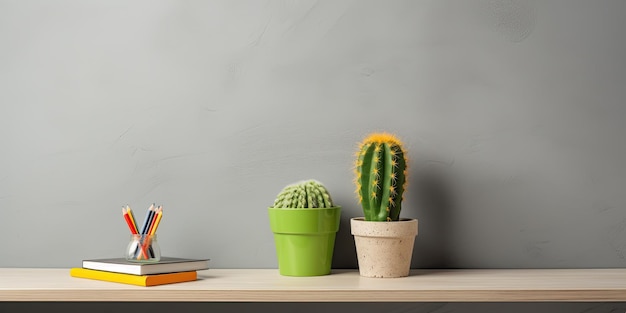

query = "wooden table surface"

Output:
[[2, 268, 626, 302]]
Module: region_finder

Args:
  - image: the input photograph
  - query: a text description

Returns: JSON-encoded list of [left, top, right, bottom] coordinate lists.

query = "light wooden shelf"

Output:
[[2, 268, 626, 302]]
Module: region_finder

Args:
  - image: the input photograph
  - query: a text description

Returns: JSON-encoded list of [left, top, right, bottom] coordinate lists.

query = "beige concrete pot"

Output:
[[350, 217, 418, 278]]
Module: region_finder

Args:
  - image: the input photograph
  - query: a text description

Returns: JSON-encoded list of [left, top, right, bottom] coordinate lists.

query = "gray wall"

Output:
[[1, 0, 626, 312]]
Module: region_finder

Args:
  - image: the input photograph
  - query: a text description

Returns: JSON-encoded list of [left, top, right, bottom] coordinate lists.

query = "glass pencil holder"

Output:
[[126, 234, 161, 263]]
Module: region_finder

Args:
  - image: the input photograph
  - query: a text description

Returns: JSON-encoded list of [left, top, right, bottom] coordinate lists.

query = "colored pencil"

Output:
[[132, 204, 154, 259], [140, 206, 163, 259], [148, 206, 163, 236], [126, 205, 139, 234], [124, 203, 166, 260], [138, 204, 155, 235], [137, 204, 159, 259], [122, 207, 138, 235], [141, 206, 157, 259], [123, 206, 149, 259]]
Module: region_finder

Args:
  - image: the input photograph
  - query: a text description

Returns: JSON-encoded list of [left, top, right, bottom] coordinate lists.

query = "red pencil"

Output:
[[123, 207, 148, 259], [122, 207, 138, 235]]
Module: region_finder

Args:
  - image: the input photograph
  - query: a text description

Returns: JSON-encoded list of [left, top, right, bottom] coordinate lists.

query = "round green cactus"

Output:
[[272, 180, 334, 209], [354, 132, 408, 221]]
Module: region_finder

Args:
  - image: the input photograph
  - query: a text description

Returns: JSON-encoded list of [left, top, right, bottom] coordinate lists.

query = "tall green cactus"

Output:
[[272, 180, 334, 208], [354, 132, 408, 221]]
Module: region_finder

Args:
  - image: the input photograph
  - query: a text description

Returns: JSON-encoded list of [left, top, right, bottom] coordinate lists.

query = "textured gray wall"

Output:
[[1, 0, 626, 311]]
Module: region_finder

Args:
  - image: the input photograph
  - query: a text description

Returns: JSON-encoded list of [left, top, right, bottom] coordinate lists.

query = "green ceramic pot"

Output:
[[268, 206, 341, 276]]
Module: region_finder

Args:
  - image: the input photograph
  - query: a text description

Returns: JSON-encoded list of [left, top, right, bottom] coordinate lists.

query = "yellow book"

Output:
[[70, 268, 197, 286]]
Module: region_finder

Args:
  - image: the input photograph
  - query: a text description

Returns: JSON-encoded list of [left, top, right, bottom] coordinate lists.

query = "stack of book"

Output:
[[70, 257, 210, 286]]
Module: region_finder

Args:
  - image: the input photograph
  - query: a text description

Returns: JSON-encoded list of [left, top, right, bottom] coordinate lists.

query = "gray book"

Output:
[[82, 257, 210, 275]]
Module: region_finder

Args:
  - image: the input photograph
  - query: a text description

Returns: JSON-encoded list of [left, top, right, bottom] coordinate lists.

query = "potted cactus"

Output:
[[351, 132, 418, 278], [268, 179, 341, 276]]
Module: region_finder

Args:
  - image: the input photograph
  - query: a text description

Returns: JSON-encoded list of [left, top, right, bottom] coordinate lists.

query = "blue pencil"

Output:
[[139, 204, 155, 235], [144, 205, 157, 257], [134, 204, 157, 259]]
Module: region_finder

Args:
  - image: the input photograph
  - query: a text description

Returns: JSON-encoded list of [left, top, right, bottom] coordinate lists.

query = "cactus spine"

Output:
[[354, 132, 408, 221], [273, 180, 334, 208]]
